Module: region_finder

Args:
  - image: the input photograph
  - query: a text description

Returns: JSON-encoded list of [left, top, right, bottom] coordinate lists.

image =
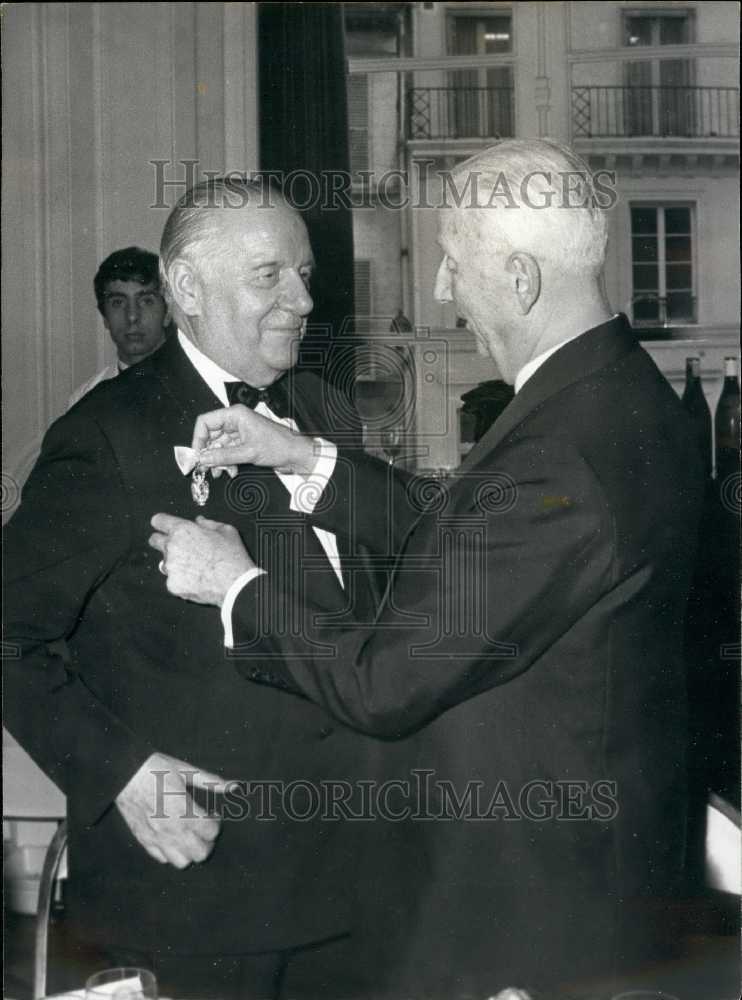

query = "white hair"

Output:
[[445, 138, 608, 274]]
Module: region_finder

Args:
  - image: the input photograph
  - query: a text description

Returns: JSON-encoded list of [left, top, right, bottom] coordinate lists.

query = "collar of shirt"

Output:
[[514, 342, 569, 394], [513, 315, 620, 394], [177, 329, 238, 406]]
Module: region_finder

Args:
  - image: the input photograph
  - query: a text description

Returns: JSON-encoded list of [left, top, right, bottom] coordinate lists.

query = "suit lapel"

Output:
[[459, 314, 638, 475], [149, 335, 225, 421]]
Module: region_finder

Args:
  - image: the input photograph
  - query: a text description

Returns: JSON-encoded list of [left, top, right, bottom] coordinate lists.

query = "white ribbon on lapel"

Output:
[[174, 445, 200, 475], [174, 445, 237, 480]]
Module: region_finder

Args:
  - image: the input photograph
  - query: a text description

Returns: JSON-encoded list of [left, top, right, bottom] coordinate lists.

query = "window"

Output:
[[348, 74, 370, 174], [623, 11, 695, 136], [446, 13, 514, 138], [631, 205, 696, 326]]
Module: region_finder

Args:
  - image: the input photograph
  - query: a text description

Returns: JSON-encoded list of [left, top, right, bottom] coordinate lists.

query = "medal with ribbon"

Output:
[[174, 446, 210, 507]]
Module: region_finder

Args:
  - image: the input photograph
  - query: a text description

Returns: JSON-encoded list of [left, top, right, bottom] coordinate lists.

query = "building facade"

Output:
[[346, 1, 739, 469]]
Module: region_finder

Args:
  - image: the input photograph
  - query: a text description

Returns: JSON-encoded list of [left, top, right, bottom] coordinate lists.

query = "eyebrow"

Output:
[[248, 257, 315, 271], [103, 289, 160, 299]]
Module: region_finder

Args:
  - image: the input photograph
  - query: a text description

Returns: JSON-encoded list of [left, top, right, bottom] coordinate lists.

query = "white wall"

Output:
[[2, 1, 258, 514]]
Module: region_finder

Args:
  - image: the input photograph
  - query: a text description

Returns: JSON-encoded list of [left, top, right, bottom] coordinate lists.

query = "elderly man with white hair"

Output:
[[152, 140, 706, 997]]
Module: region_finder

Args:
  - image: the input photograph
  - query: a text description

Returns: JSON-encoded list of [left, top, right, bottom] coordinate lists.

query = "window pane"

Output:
[[666, 264, 692, 290], [483, 17, 512, 54], [450, 17, 476, 55], [633, 264, 659, 290], [625, 16, 653, 47], [450, 16, 512, 55], [660, 16, 690, 46], [632, 236, 658, 262], [631, 207, 657, 234], [634, 297, 660, 322], [665, 236, 691, 262], [667, 291, 695, 321], [664, 207, 691, 234]]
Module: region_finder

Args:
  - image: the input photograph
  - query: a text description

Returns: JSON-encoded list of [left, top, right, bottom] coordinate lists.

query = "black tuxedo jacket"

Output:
[[3, 335, 379, 955], [231, 316, 706, 993]]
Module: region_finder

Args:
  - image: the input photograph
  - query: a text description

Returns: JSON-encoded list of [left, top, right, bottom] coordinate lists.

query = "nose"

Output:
[[434, 258, 452, 303], [281, 270, 313, 317], [126, 299, 141, 324]]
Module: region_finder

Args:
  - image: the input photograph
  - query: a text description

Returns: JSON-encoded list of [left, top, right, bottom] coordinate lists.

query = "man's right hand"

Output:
[[192, 404, 318, 476], [115, 752, 230, 868]]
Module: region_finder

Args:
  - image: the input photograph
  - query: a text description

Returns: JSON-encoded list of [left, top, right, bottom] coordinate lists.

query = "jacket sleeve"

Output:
[[229, 435, 615, 738], [310, 447, 419, 557], [3, 409, 155, 824]]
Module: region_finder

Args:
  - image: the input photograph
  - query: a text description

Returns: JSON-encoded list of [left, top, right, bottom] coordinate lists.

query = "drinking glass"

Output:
[[85, 967, 157, 1000], [381, 425, 403, 466]]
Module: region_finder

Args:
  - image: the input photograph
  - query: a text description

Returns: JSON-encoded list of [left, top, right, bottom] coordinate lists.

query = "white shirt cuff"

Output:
[[221, 568, 266, 648], [289, 438, 337, 514]]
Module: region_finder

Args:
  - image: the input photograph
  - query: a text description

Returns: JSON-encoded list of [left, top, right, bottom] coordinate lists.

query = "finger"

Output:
[[194, 516, 227, 531], [198, 445, 254, 468], [209, 431, 235, 447], [191, 407, 245, 451], [152, 829, 194, 869], [162, 845, 192, 870], [192, 415, 213, 452], [196, 816, 222, 843], [184, 807, 222, 847], [142, 842, 169, 865], [164, 756, 233, 794], [151, 512, 192, 533], [148, 532, 167, 554], [185, 833, 213, 864]]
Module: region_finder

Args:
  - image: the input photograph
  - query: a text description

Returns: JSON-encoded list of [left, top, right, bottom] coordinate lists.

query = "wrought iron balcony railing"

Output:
[[407, 86, 515, 141], [572, 86, 739, 139]]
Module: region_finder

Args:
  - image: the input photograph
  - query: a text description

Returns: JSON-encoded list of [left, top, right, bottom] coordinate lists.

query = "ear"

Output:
[[166, 258, 202, 316], [506, 252, 541, 315]]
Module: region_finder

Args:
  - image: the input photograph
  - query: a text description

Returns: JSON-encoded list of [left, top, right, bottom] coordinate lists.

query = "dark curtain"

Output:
[[259, 2, 355, 377]]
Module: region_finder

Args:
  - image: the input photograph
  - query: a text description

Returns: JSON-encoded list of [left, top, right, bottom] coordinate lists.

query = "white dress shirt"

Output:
[[176, 332, 341, 646]]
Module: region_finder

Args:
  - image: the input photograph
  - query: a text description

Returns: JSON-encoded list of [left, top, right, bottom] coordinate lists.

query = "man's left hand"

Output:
[[149, 513, 256, 606]]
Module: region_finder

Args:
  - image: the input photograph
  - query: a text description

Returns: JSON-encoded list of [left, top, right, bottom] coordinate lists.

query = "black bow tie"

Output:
[[226, 379, 290, 419], [460, 379, 514, 441]]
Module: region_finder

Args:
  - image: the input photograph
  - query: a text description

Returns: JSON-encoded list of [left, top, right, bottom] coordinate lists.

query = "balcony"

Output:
[[407, 86, 514, 142], [572, 85, 739, 140]]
